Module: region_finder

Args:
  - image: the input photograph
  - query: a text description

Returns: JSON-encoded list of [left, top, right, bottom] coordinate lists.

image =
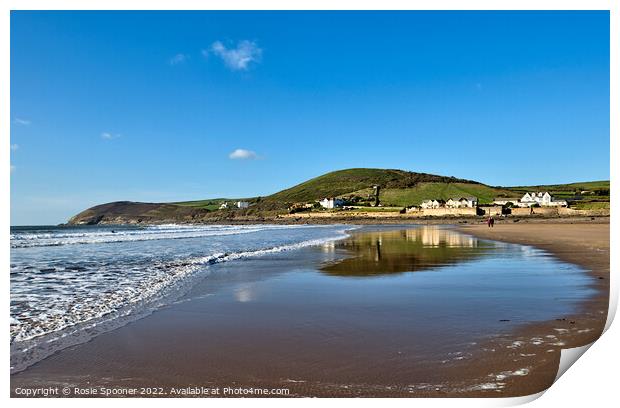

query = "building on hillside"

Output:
[[519, 192, 567, 207], [446, 197, 478, 208], [236, 201, 250, 209], [445, 198, 458, 208], [319, 198, 345, 209], [420, 199, 445, 209], [541, 198, 568, 207], [461, 197, 478, 207], [219, 202, 229, 209]]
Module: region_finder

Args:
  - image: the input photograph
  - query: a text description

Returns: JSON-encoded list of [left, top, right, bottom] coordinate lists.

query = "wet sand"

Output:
[[10, 223, 608, 398], [454, 221, 609, 396]]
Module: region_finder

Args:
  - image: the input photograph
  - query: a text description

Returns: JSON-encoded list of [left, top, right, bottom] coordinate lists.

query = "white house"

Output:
[[219, 202, 229, 209], [420, 199, 444, 209], [544, 199, 568, 207], [236, 201, 250, 209], [444, 197, 478, 209], [521, 192, 552, 205], [319, 198, 345, 209], [445, 198, 459, 208], [461, 197, 478, 207], [519, 192, 567, 207]]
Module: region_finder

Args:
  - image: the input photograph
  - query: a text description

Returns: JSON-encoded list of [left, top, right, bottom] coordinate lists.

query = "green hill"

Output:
[[261, 168, 482, 206], [66, 168, 609, 224]]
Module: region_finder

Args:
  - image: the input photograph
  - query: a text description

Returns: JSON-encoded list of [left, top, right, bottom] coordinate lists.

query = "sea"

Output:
[[10, 223, 352, 372]]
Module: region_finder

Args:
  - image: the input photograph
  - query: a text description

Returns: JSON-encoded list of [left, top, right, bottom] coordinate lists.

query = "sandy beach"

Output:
[[453, 221, 610, 396], [10, 221, 609, 398]]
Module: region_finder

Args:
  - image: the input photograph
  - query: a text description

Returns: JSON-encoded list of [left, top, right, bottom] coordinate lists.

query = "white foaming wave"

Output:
[[188, 233, 353, 266], [10, 227, 354, 344], [10, 224, 321, 248]]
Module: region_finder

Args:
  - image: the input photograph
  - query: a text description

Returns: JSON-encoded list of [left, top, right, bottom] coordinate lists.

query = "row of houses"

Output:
[[493, 192, 567, 208], [318, 196, 480, 210], [420, 197, 478, 209], [316, 191, 567, 211]]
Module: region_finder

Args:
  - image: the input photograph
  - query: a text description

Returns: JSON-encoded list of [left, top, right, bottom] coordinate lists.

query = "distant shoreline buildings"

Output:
[[312, 191, 567, 215], [493, 192, 567, 208], [319, 198, 345, 209], [421, 197, 477, 209]]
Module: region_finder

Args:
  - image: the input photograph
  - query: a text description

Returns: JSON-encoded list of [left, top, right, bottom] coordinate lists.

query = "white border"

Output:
[[3, 2, 616, 407]]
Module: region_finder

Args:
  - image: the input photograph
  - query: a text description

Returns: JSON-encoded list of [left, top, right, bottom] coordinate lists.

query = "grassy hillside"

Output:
[[505, 180, 609, 191], [262, 168, 478, 206], [378, 183, 515, 207], [173, 198, 246, 211], [171, 170, 608, 210], [504, 180, 610, 209]]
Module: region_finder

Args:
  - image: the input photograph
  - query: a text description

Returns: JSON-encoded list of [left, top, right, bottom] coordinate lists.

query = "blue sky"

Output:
[[11, 11, 609, 225]]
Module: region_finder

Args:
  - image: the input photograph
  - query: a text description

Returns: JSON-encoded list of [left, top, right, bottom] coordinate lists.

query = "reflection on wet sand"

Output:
[[321, 226, 491, 277]]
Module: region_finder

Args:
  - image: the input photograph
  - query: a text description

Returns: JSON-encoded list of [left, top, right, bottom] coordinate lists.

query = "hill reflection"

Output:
[[320, 227, 492, 277]]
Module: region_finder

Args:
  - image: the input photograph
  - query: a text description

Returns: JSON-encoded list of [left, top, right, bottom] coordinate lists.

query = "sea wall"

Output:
[[511, 207, 558, 216], [558, 207, 610, 217], [415, 207, 477, 217], [478, 206, 503, 216]]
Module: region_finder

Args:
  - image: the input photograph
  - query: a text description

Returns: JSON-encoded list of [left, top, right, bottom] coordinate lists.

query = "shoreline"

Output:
[[450, 221, 609, 396], [60, 215, 610, 228]]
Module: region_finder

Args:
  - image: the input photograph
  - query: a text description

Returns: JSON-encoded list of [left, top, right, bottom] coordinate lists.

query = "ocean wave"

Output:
[[10, 227, 353, 345], [10, 224, 319, 248]]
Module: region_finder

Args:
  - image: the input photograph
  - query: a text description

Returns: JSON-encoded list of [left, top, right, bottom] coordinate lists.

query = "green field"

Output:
[[378, 182, 514, 207], [171, 169, 609, 211], [570, 201, 610, 210], [173, 199, 230, 211], [505, 180, 610, 191]]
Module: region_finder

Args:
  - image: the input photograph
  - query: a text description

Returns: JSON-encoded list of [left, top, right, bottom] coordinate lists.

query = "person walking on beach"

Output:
[[487, 216, 495, 228]]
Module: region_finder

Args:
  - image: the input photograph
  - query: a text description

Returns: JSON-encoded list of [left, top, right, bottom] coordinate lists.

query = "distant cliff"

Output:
[[67, 201, 213, 225]]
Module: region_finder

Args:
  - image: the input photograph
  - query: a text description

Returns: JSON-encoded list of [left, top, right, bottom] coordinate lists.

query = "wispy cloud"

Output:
[[11, 144, 19, 151], [209, 40, 262, 71], [229, 148, 258, 160], [14, 118, 31, 125], [101, 132, 121, 140], [169, 53, 189, 65]]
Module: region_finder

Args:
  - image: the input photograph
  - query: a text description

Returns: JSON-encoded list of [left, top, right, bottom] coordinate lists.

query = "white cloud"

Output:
[[229, 148, 258, 160], [14, 118, 30, 125], [169, 53, 189, 65], [11, 144, 19, 151], [101, 132, 121, 140], [210, 40, 262, 71]]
